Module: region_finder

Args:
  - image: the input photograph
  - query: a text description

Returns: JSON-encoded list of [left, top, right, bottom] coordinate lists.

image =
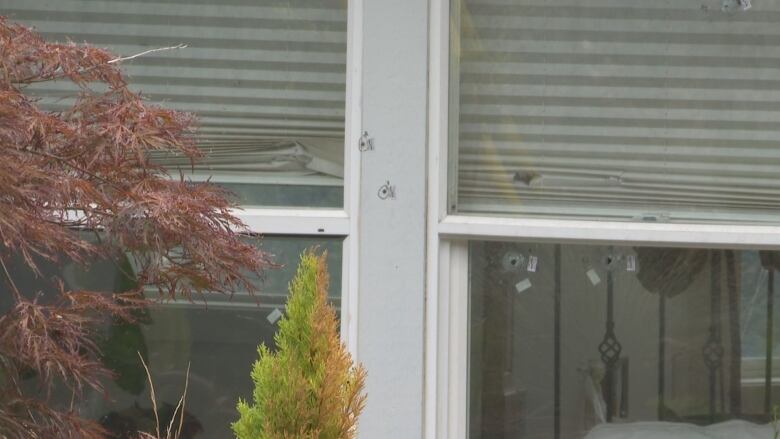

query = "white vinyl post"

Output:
[[356, 0, 429, 438]]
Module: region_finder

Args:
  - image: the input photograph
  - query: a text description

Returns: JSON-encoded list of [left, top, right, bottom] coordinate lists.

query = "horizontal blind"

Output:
[[453, 0, 780, 223], [7, 0, 346, 185]]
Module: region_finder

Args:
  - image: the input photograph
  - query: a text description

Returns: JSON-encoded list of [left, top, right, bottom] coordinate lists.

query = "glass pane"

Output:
[[451, 0, 780, 224], [7, 0, 347, 208], [0, 235, 343, 439], [469, 241, 779, 439]]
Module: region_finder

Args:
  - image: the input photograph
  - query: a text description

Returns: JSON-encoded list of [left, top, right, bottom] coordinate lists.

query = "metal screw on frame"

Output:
[[377, 181, 396, 200], [358, 131, 374, 151]]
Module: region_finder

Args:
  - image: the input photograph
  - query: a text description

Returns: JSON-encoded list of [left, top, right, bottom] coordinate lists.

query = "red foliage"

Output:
[[0, 17, 273, 438]]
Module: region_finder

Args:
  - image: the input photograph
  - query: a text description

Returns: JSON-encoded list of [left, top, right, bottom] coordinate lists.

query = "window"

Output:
[[427, 1, 780, 438], [10, 0, 348, 208], [448, 0, 780, 224], [0, 236, 343, 439], [468, 242, 779, 439], [3, 1, 358, 438]]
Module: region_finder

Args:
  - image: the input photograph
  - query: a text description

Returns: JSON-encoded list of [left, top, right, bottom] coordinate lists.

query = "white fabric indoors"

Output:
[[584, 420, 772, 439]]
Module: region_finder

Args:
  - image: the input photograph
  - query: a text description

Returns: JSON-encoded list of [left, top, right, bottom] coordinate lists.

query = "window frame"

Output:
[[16, 0, 362, 351], [226, 0, 363, 356], [424, 1, 780, 438]]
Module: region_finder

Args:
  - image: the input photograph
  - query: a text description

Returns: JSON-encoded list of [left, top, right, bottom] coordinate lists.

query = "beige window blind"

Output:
[[451, 0, 780, 223], [7, 0, 347, 206]]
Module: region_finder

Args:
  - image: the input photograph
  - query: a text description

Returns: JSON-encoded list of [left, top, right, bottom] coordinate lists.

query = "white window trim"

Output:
[[439, 214, 780, 249], [234, 209, 349, 236], [424, 0, 780, 438], [343, 0, 364, 357], [227, 0, 363, 357]]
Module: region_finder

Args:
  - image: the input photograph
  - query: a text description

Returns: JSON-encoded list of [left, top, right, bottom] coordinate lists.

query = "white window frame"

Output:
[[228, 0, 363, 357], [424, 0, 780, 438], [36, 1, 363, 352]]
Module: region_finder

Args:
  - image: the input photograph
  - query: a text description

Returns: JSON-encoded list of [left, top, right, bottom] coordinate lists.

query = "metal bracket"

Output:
[[722, 0, 751, 11], [358, 131, 374, 151]]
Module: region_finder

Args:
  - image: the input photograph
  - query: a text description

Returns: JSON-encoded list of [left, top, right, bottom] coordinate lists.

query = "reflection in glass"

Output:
[[0, 236, 343, 439], [451, 0, 780, 223], [469, 241, 779, 439], [8, 0, 348, 208]]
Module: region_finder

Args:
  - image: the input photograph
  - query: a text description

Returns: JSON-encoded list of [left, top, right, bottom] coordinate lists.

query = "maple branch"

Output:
[[107, 44, 187, 64], [0, 18, 270, 438], [13, 44, 188, 85], [20, 148, 127, 194]]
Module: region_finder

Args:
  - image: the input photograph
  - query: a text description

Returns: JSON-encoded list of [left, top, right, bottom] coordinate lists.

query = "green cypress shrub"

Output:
[[233, 250, 366, 439]]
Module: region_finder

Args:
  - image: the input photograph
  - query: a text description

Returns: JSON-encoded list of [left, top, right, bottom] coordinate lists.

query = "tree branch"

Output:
[[14, 44, 188, 84], [0, 256, 22, 301], [20, 148, 127, 194], [107, 44, 187, 64]]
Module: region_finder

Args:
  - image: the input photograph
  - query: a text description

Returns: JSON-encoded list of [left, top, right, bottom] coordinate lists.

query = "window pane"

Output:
[[450, 0, 780, 224], [469, 241, 779, 439], [9, 0, 347, 208], [0, 235, 343, 439]]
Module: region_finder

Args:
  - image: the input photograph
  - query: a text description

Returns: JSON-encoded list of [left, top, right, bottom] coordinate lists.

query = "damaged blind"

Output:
[[451, 0, 780, 223], [6, 0, 347, 207]]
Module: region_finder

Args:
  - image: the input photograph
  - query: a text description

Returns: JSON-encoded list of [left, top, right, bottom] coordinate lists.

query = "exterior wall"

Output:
[[357, 0, 429, 438]]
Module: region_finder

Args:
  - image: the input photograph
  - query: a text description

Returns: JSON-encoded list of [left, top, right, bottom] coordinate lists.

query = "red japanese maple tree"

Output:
[[0, 17, 272, 438]]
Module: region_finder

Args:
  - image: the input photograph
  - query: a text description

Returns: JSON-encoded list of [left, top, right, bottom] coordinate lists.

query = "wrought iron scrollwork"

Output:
[[599, 324, 623, 367], [703, 251, 723, 423], [702, 332, 724, 372], [599, 258, 622, 422]]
